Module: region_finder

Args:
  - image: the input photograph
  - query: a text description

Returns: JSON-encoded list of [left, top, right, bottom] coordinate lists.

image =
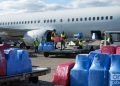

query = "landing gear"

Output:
[[44, 52, 49, 57], [20, 42, 26, 49], [26, 46, 30, 49], [20, 42, 30, 49]]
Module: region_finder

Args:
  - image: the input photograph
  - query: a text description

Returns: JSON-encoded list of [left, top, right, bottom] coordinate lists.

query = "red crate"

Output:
[[101, 45, 116, 54], [52, 62, 75, 86], [0, 50, 6, 76], [0, 44, 10, 50], [116, 47, 120, 54]]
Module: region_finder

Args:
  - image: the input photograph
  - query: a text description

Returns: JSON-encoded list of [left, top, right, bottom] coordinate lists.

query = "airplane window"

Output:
[[47, 20, 49, 23], [76, 18, 78, 21], [11, 22, 12, 25], [8, 22, 9, 25], [34, 21, 36, 23], [80, 18, 83, 21], [13, 22, 15, 24], [97, 17, 99, 20], [31, 21, 33, 24], [68, 18, 70, 22], [16, 22, 18, 24], [89, 17, 91, 21], [101, 16, 104, 20], [25, 21, 27, 24], [93, 17, 95, 21], [72, 18, 74, 22], [53, 19, 56, 23], [22, 21, 24, 24], [60, 19, 63, 22], [106, 16, 108, 20], [44, 20, 46, 23], [27, 21, 30, 24], [50, 19, 52, 23], [85, 17, 87, 21], [38, 20, 40, 23], [19, 21, 21, 24], [110, 16, 113, 20], [3, 23, 4, 25]]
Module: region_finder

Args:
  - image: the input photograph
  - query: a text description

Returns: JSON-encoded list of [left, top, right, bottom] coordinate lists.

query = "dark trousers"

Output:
[[61, 40, 65, 50], [35, 46, 38, 53]]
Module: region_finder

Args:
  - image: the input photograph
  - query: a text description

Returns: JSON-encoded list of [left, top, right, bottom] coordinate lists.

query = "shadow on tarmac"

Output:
[[1, 80, 53, 86]]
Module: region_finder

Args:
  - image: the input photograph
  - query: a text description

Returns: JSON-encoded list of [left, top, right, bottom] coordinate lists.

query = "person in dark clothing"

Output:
[[51, 29, 57, 49], [60, 31, 66, 50], [33, 38, 39, 53]]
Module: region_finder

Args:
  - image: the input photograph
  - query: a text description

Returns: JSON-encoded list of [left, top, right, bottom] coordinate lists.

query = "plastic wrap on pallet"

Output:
[[38, 42, 55, 52], [52, 62, 75, 86], [4, 48, 32, 75], [88, 54, 110, 86], [17, 50, 32, 73], [109, 54, 120, 86], [70, 54, 90, 86], [38, 42, 44, 52], [101, 45, 116, 54], [4, 49, 18, 75]]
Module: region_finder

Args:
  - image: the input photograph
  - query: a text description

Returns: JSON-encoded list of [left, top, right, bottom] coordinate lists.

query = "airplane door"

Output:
[[91, 30, 102, 40], [43, 30, 52, 42]]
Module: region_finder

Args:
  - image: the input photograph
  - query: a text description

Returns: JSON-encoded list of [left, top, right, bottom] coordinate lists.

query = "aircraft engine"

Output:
[[23, 29, 52, 46]]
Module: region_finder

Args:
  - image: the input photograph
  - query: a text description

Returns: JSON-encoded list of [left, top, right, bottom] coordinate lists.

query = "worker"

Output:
[[51, 29, 56, 41], [33, 38, 40, 53], [60, 31, 66, 50], [78, 39, 84, 49], [107, 34, 113, 44], [51, 29, 57, 49]]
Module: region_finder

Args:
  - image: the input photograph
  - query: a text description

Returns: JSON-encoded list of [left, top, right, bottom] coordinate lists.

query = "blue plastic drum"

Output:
[[89, 54, 110, 86], [70, 54, 90, 86], [109, 54, 120, 86], [4, 49, 18, 75]]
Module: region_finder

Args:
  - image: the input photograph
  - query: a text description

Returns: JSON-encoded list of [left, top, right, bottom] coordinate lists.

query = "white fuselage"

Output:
[[0, 6, 120, 45]]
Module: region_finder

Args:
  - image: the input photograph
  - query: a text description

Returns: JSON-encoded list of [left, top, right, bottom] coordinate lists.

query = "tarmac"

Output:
[[5, 50, 75, 86], [30, 52, 75, 86]]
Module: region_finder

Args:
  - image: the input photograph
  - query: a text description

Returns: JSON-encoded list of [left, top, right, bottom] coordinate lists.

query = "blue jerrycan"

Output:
[[109, 54, 120, 86], [4, 49, 18, 75], [88, 50, 101, 64], [89, 54, 110, 86], [70, 54, 90, 86]]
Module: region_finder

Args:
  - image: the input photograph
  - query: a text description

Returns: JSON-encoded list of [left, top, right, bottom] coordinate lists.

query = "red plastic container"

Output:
[[53, 36, 61, 43], [52, 62, 75, 86], [101, 45, 116, 54], [116, 47, 120, 54], [0, 44, 10, 50], [0, 50, 6, 76]]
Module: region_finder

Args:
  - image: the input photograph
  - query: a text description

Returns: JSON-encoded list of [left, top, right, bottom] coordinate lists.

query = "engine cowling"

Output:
[[23, 29, 52, 46]]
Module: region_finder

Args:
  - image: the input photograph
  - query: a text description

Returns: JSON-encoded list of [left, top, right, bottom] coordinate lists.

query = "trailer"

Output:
[[0, 66, 51, 85], [43, 48, 90, 57]]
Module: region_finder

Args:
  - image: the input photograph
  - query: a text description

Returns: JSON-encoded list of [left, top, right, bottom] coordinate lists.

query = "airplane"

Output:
[[0, 6, 120, 48]]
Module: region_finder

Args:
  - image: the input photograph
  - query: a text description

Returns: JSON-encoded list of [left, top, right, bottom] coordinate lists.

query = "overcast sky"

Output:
[[0, 0, 120, 15]]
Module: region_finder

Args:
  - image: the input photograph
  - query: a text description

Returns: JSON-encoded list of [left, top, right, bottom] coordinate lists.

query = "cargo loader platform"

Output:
[[43, 49, 90, 57], [0, 66, 51, 84]]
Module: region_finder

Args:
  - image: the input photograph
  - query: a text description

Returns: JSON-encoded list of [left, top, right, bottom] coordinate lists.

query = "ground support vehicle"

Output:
[[43, 48, 90, 57], [0, 66, 51, 85]]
